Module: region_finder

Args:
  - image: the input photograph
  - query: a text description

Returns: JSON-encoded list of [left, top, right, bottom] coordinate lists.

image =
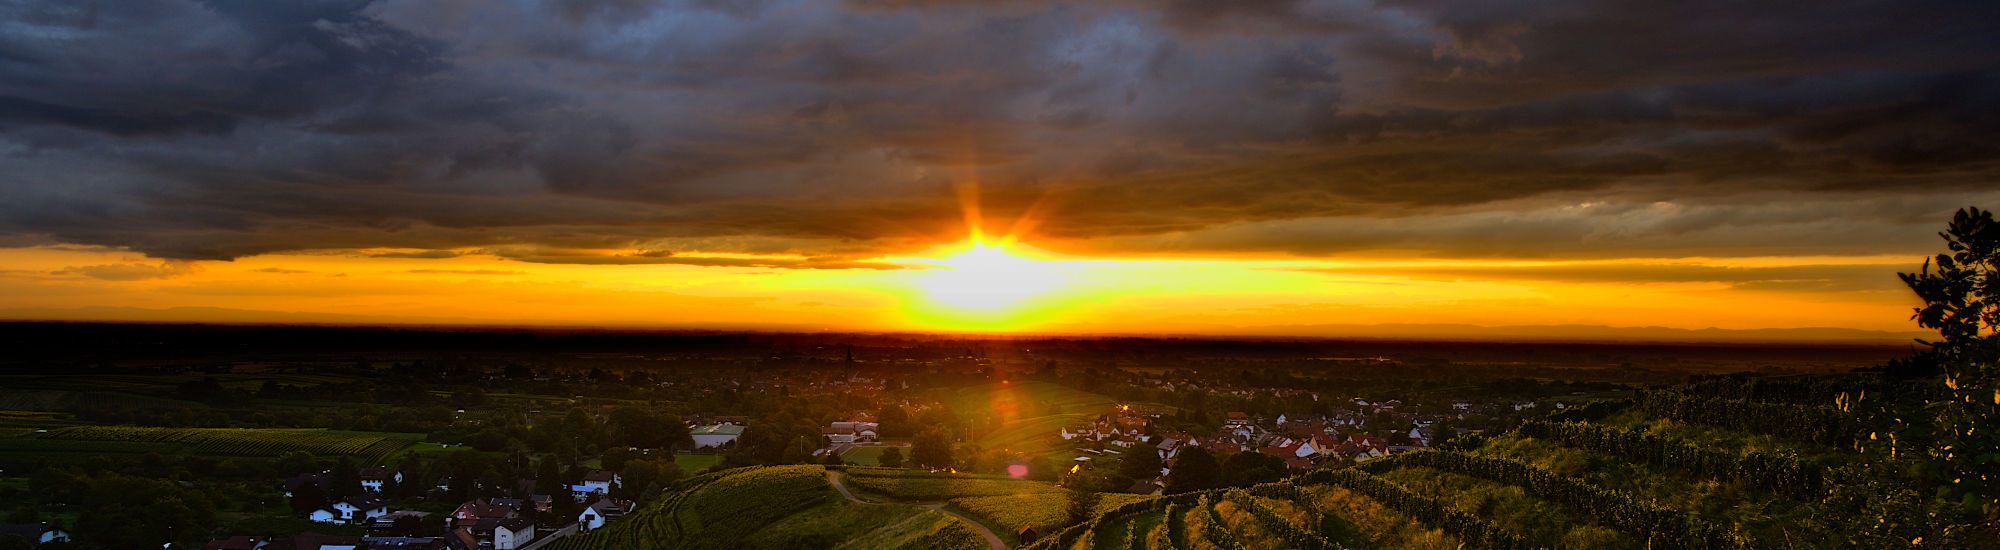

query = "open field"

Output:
[[543, 465, 990, 550], [0, 425, 422, 465]]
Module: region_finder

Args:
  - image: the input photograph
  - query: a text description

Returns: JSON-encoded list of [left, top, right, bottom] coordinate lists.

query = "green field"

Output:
[[541, 465, 988, 550], [937, 381, 1122, 457], [674, 453, 723, 472], [0, 426, 422, 465]]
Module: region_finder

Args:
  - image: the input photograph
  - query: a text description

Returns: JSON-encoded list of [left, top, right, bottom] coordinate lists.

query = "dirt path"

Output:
[[826, 470, 1008, 550]]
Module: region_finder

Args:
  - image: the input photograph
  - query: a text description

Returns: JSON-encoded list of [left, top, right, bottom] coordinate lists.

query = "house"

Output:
[[206, 536, 267, 550], [1224, 412, 1253, 428], [528, 494, 552, 512], [371, 510, 431, 532], [1127, 481, 1162, 495], [308, 497, 387, 525], [359, 468, 403, 492], [577, 498, 634, 531], [361, 537, 445, 549], [0, 524, 70, 545], [491, 517, 535, 550], [691, 423, 745, 448], [267, 534, 363, 550], [826, 421, 879, 443], [822, 424, 857, 445], [308, 508, 342, 524], [1154, 436, 1184, 460], [282, 473, 330, 498], [444, 528, 478, 550], [447, 499, 516, 532], [581, 470, 620, 494], [1017, 526, 1040, 544]]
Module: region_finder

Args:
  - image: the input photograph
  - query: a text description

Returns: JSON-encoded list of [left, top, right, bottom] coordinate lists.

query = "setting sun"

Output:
[[910, 240, 1067, 311]]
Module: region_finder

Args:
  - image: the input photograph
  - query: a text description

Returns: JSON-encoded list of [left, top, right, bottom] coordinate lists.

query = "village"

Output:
[[0, 331, 1668, 550], [168, 379, 1558, 550]]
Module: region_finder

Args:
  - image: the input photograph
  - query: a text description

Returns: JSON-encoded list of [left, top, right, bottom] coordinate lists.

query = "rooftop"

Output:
[[694, 423, 746, 436]]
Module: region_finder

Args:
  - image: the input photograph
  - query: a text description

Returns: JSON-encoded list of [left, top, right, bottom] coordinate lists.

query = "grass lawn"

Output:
[[837, 444, 909, 466], [676, 453, 724, 472]]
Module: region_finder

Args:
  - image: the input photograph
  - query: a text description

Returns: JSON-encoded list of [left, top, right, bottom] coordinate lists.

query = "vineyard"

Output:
[[17, 426, 420, 463], [1005, 375, 1987, 550]]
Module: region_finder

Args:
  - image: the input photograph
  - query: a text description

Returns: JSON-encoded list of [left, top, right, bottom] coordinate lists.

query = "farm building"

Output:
[[691, 423, 745, 448]]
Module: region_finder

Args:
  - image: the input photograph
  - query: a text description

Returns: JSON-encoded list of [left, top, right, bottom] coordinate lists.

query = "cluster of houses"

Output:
[[1064, 406, 1462, 490], [0, 524, 68, 546], [204, 534, 455, 550], [201, 494, 634, 550], [249, 466, 635, 550]]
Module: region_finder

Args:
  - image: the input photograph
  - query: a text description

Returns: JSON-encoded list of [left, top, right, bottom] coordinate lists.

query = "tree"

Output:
[[878, 447, 905, 468], [911, 431, 956, 470], [1116, 443, 1163, 481], [276, 451, 319, 476], [1064, 487, 1100, 527], [0, 535, 29, 550], [1221, 451, 1288, 487], [877, 406, 913, 439], [1027, 455, 1059, 482], [601, 446, 633, 472], [1429, 418, 1459, 448], [289, 480, 327, 515], [781, 436, 816, 465], [535, 458, 564, 501], [1164, 446, 1221, 494], [329, 456, 362, 500], [1899, 206, 2000, 521]]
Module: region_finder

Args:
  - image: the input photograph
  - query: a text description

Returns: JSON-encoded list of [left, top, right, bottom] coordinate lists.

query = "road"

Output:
[[826, 470, 1007, 550]]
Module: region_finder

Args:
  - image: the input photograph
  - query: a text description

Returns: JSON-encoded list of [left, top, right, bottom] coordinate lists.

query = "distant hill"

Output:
[[1209, 322, 1933, 344], [0, 305, 1933, 344]]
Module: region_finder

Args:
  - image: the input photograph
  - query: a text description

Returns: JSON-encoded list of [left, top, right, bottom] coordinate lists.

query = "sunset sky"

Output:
[[2, 1, 1997, 339]]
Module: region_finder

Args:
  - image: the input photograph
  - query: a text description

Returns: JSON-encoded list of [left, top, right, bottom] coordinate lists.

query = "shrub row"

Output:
[[1634, 390, 1857, 448], [1378, 450, 1748, 550], [1293, 468, 1533, 550], [1228, 488, 1345, 550], [1517, 419, 1829, 499]]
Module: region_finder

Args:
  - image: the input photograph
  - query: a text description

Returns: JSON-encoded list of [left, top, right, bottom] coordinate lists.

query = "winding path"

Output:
[[827, 470, 1008, 550]]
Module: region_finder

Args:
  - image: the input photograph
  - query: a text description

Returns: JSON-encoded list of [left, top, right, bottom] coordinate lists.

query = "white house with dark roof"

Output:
[[492, 517, 535, 550], [325, 495, 390, 524], [577, 498, 633, 531]]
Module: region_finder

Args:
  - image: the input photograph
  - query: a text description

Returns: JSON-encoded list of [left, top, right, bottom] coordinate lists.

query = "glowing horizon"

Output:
[[0, 239, 1931, 341]]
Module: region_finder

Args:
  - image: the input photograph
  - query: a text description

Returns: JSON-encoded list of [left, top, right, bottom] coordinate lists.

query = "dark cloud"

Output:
[[406, 269, 521, 275], [370, 250, 464, 259], [1299, 263, 1909, 293], [52, 261, 196, 281], [480, 246, 914, 269], [0, 0, 1996, 265]]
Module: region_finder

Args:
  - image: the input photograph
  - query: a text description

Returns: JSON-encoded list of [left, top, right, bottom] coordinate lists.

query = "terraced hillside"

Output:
[[1018, 377, 1987, 550]]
